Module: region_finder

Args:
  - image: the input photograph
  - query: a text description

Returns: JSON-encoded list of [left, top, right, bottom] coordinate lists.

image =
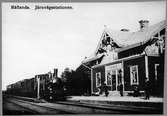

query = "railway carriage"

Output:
[[6, 69, 65, 101]]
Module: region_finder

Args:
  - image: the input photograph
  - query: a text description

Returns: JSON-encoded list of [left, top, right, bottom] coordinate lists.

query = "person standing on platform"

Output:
[[145, 78, 151, 100], [103, 83, 109, 97], [119, 83, 123, 96]]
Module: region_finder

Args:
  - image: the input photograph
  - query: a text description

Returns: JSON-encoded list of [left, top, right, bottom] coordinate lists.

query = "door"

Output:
[[106, 70, 112, 90], [111, 70, 117, 91], [117, 69, 123, 85], [105, 63, 123, 91]]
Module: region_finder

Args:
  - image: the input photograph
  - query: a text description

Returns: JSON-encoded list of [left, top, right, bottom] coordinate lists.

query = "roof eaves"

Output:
[[92, 54, 144, 69], [82, 54, 104, 64]]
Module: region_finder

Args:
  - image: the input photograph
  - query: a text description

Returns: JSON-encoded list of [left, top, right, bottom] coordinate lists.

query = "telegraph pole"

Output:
[[37, 76, 40, 99]]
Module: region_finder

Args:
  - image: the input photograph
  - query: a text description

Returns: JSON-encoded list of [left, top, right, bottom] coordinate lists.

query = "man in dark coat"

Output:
[[103, 83, 109, 97], [119, 83, 123, 96], [98, 83, 109, 97], [145, 78, 151, 100]]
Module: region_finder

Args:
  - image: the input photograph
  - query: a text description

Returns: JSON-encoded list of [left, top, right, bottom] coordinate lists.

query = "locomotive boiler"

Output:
[[6, 69, 65, 101]]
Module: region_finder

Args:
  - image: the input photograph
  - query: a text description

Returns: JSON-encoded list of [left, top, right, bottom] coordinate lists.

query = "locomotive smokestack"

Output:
[[53, 68, 58, 78]]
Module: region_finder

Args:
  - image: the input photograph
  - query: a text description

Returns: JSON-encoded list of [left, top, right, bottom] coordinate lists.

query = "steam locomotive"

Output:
[[6, 69, 65, 101]]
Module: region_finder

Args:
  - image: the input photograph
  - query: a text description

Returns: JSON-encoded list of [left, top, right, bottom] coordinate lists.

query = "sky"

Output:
[[2, 1, 166, 90]]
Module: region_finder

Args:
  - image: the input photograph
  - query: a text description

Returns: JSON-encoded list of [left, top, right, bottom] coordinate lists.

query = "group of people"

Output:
[[98, 78, 151, 100], [98, 83, 124, 97]]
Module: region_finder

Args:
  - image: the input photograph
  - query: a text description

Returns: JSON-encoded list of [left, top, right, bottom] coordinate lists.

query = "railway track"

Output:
[[5, 97, 76, 114], [55, 101, 162, 114], [4, 100, 39, 114], [4, 95, 123, 114], [4, 95, 163, 114]]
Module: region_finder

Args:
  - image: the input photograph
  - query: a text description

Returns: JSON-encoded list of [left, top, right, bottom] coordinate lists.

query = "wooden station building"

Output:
[[78, 20, 166, 97]]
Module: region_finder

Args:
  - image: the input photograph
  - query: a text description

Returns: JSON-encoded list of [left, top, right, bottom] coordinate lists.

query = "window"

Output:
[[96, 72, 101, 87], [111, 70, 117, 90], [117, 69, 122, 85], [106, 71, 112, 86], [130, 65, 139, 85]]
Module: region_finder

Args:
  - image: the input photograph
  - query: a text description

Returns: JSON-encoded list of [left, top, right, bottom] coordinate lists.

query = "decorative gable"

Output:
[[96, 31, 121, 56], [82, 20, 166, 66], [144, 27, 166, 55]]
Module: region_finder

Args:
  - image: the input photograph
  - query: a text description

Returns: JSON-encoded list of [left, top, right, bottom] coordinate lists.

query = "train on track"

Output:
[[6, 69, 65, 101]]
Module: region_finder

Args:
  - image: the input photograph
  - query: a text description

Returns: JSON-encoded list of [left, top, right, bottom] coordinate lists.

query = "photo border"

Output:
[[0, 0, 166, 115]]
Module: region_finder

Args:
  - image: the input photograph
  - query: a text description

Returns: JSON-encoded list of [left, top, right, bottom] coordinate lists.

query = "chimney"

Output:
[[53, 68, 58, 78], [139, 20, 149, 31]]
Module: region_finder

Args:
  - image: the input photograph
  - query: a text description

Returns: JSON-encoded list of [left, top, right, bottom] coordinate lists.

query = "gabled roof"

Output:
[[82, 54, 104, 64], [106, 20, 166, 51], [82, 20, 166, 64]]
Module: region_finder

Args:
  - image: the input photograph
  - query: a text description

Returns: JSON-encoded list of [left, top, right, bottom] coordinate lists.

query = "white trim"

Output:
[[94, 31, 106, 55], [92, 54, 144, 69], [91, 68, 93, 95], [145, 55, 149, 79], [105, 70, 112, 86], [105, 63, 123, 91], [81, 63, 92, 70], [155, 64, 160, 80], [37, 76, 40, 99], [130, 65, 139, 85], [121, 61, 125, 91], [116, 70, 118, 91]]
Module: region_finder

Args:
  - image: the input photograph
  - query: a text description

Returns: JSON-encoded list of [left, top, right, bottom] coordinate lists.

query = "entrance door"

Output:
[[106, 70, 112, 90], [105, 63, 123, 91], [117, 69, 123, 86], [111, 70, 117, 91]]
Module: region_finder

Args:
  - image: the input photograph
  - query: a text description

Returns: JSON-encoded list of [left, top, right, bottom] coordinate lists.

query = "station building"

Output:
[[78, 20, 166, 96]]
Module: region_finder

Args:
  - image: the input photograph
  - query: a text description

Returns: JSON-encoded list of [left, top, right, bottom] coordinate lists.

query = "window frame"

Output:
[[130, 65, 139, 85], [106, 70, 112, 86]]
